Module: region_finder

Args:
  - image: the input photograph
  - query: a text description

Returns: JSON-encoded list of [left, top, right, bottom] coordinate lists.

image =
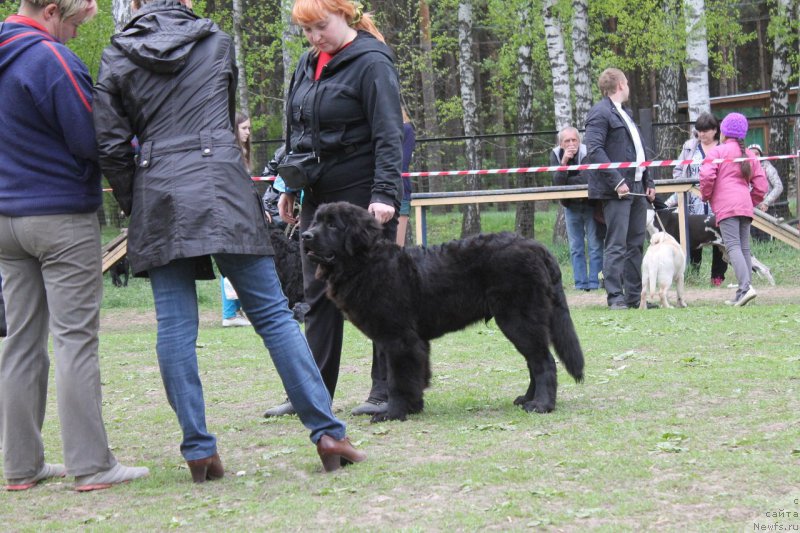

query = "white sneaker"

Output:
[[735, 287, 757, 307], [75, 462, 149, 492], [222, 315, 251, 327], [6, 463, 66, 491]]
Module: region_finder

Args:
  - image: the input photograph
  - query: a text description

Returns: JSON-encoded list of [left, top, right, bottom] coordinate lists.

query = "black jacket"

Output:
[[286, 31, 402, 207], [584, 97, 654, 200], [93, 0, 270, 277], [550, 143, 591, 207]]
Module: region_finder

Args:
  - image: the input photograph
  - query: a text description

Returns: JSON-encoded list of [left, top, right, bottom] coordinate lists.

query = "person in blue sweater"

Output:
[[0, 0, 148, 491]]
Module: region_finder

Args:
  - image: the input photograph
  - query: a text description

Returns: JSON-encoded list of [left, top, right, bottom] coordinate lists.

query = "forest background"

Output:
[[2, 0, 798, 237]]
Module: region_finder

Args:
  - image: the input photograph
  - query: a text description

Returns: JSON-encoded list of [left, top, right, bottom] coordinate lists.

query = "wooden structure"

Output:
[[411, 178, 800, 256], [101, 229, 128, 274]]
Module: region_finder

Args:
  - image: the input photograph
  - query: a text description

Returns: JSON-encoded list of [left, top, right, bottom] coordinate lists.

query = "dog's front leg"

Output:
[[370, 337, 429, 423]]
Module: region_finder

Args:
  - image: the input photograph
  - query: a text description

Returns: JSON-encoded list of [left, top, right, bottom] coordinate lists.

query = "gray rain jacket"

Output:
[[93, 0, 270, 277]]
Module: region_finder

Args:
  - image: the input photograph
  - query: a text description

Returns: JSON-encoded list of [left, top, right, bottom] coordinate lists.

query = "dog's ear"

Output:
[[343, 205, 383, 256]]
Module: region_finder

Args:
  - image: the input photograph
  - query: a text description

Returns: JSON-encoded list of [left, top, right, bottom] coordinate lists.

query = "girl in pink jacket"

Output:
[[699, 113, 768, 307]]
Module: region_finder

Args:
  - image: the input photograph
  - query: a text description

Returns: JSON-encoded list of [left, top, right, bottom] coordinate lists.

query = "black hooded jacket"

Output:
[[286, 31, 403, 207], [93, 0, 270, 277]]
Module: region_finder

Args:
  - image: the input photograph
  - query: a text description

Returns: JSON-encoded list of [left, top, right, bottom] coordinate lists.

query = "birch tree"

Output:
[[767, 0, 793, 217], [683, 0, 710, 120], [542, 0, 573, 131], [514, 4, 536, 239], [232, 0, 249, 112], [112, 0, 132, 32], [571, 0, 591, 127], [457, 0, 481, 236]]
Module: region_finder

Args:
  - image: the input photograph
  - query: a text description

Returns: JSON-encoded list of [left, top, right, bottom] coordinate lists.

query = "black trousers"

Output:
[[299, 185, 397, 401]]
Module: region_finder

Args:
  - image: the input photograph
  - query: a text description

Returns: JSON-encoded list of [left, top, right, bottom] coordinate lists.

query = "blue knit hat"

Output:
[[720, 113, 748, 139]]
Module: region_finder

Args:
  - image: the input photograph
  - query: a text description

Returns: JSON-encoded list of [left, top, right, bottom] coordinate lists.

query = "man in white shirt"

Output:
[[584, 68, 656, 310]]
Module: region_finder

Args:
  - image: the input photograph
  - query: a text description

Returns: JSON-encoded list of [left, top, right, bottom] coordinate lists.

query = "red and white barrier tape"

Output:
[[401, 154, 799, 178], [101, 154, 798, 191]]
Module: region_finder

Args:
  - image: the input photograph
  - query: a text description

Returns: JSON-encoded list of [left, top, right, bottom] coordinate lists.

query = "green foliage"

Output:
[[588, 0, 685, 73], [705, 0, 755, 80]]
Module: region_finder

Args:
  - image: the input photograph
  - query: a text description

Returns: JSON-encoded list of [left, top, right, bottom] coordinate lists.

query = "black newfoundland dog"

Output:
[[302, 202, 585, 422]]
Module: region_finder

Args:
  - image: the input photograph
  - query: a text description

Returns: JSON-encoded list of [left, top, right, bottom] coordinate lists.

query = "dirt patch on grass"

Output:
[[566, 284, 800, 308]]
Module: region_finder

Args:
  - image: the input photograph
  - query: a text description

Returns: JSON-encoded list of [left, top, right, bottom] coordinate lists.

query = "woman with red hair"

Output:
[[269, 0, 403, 418]]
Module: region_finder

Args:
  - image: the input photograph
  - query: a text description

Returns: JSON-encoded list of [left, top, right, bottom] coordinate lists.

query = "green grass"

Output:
[[6, 207, 800, 531]]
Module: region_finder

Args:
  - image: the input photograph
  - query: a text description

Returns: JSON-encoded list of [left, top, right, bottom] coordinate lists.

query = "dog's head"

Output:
[[302, 202, 385, 266]]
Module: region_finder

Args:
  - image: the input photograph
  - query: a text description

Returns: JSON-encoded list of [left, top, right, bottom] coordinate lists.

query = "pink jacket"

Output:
[[699, 139, 768, 224]]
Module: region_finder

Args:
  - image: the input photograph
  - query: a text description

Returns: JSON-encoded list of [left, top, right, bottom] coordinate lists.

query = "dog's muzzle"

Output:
[[302, 230, 336, 265]]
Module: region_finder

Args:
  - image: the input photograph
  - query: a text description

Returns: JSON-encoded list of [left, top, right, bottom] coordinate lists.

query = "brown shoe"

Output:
[[316, 435, 367, 473], [186, 453, 224, 483]]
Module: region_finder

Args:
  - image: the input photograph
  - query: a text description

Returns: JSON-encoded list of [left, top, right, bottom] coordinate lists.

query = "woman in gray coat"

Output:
[[93, 0, 365, 481]]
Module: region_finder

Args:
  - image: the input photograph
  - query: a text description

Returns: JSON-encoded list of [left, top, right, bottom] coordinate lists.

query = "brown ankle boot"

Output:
[[316, 435, 367, 472], [186, 453, 224, 483]]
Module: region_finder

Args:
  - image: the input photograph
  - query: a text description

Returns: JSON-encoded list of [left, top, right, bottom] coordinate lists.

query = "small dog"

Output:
[[640, 231, 687, 309], [646, 208, 775, 286], [109, 257, 130, 287]]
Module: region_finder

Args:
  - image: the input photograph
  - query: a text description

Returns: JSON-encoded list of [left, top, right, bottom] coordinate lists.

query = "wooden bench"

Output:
[[101, 229, 127, 274]]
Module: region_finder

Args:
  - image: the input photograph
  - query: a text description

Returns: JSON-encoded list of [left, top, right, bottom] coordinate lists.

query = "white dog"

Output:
[[640, 231, 687, 309]]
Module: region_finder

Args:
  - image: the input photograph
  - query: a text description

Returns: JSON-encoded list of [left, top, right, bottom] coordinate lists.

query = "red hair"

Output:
[[292, 0, 384, 43]]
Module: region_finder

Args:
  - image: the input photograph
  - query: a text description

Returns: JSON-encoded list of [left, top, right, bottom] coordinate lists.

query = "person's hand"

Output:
[[561, 146, 577, 165], [616, 183, 630, 198], [646, 187, 656, 202], [368, 202, 395, 224], [757, 202, 768, 212], [278, 193, 298, 225]]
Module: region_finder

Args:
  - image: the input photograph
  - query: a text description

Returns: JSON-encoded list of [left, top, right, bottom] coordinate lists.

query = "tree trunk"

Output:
[[457, 0, 481, 237], [657, 65, 681, 175], [683, 0, 711, 120], [543, 0, 573, 131], [543, 0, 572, 244], [232, 0, 249, 112], [112, 0, 132, 32], [768, 0, 792, 219], [514, 6, 536, 238], [281, 0, 300, 137], [419, 0, 444, 202], [571, 0, 592, 127], [653, 0, 682, 181]]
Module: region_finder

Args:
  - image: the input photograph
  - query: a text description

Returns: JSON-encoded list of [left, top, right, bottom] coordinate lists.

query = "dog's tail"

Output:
[[545, 253, 585, 383]]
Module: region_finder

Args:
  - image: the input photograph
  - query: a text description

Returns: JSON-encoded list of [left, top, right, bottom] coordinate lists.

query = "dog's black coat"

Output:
[[303, 202, 585, 422], [109, 257, 130, 287], [268, 225, 306, 319]]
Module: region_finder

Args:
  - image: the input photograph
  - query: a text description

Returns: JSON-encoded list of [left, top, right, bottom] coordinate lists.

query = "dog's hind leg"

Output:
[[494, 313, 557, 413], [675, 270, 687, 308], [371, 336, 430, 423]]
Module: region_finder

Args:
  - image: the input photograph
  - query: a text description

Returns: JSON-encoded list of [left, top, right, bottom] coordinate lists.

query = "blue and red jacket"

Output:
[[0, 15, 100, 216]]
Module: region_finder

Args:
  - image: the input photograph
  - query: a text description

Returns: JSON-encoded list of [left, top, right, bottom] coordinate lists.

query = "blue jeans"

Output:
[[564, 203, 603, 290], [219, 276, 241, 319], [148, 254, 346, 461]]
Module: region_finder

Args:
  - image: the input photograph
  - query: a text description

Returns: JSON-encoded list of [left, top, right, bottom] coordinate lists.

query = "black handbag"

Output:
[[277, 71, 323, 190]]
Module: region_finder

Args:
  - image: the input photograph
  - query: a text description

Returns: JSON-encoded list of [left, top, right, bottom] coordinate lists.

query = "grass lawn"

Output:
[[4, 206, 799, 531]]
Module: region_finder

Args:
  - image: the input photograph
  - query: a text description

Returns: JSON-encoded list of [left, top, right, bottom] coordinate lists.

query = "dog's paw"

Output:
[[370, 412, 407, 423], [407, 399, 425, 414], [513, 395, 531, 406], [520, 400, 554, 414], [678, 300, 688, 308]]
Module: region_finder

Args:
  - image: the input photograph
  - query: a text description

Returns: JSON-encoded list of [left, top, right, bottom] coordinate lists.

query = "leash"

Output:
[[652, 208, 667, 233], [620, 190, 667, 231]]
